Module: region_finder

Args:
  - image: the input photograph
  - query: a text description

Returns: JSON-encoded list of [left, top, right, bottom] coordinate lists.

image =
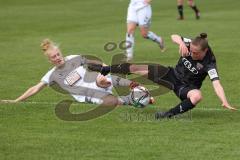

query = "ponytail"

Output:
[[199, 33, 207, 39], [192, 33, 209, 51], [40, 39, 58, 55]]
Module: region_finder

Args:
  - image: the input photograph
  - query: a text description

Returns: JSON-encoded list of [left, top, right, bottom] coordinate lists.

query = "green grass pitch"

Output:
[[0, 0, 240, 159]]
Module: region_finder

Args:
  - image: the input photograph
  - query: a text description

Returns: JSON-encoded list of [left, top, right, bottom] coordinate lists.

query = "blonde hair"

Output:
[[40, 39, 58, 56]]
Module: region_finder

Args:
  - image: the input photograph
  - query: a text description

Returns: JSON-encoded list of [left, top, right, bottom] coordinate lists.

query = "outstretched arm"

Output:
[[1, 82, 47, 103], [171, 34, 189, 57], [212, 80, 237, 110]]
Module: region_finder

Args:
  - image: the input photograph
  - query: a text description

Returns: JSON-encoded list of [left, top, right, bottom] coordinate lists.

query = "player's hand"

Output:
[[1, 100, 18, 103], [222, 103, 237, 111], [179, 42, 189, 57], [96, 75, 112, 88], [129, 81, 139, 89]]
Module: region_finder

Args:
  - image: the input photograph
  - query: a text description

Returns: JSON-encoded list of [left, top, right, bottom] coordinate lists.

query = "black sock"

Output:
[[177, 5, 183, 18], [101, 66, 111, 75], [87, 63, 103, 72], [101, 63, 131, 75], [87, 63, 131, 76], [167, 99, 195, 116], [191, 5, 199, 13]]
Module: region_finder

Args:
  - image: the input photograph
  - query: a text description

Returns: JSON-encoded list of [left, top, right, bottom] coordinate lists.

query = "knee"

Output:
[[141, 31, 148, 38], [127, 27, 135, 35], [188, 90, 203, 105], [127, 23, 137, 34], [102, 95, 119, 107], [188, 0, 194, 6], [177, 0, 184, 5], [127, 30, 135, 35]]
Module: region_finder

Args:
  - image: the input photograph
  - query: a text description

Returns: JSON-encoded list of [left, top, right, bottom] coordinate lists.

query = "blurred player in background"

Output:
[[89, 33, 236, 118], [177, 0, 200, 20], [1, 39, 146, 107], [126, 0, 165, 61]]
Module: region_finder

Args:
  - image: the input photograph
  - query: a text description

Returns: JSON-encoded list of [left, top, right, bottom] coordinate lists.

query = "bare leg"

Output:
[[126, 23, 137, 61], [140, 26, 165, 52], [177, 0, 184, 20], [188, 0, 200, 19], [187, 89, 202, 105], [101, 95, 119, 107], [130, 64, 149, 76], [177, 0, 184, 5]]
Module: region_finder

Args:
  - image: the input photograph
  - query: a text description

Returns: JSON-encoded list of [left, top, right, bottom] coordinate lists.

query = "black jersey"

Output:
[[173, 37, 219, 88]]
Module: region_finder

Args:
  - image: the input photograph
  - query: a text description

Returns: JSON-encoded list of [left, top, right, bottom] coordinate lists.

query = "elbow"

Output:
[[29, 85, 40, 94]]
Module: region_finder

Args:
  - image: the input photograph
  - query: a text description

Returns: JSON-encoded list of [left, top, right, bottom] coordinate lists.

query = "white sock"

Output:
[[126, 33, 134, 60], [147, 31, 161, 44]]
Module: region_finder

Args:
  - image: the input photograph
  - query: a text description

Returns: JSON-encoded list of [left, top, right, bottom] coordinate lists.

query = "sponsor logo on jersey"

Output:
[[182, 58, 198, 74], [65, 70, 82, 86], [196, 63, 204, 70]]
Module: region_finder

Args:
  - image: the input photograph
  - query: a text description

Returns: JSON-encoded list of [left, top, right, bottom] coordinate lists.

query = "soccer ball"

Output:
[[130, 86, 151, 108]]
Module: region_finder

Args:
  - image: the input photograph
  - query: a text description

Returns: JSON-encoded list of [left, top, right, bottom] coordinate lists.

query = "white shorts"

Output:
[[127, 4, 152, 27], [71, 74, 113, 105]]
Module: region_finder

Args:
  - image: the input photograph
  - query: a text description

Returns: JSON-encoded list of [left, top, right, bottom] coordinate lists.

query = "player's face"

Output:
[[190, 43, 207, 60], [48, 48, 65, 67]]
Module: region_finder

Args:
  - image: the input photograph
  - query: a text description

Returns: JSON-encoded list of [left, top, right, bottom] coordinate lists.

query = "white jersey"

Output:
[[41, 55, 113, 104]]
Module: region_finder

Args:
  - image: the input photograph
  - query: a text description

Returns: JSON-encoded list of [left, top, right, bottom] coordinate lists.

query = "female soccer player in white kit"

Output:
[[126, 0, 165, 61], [1, 39, 143, 106]]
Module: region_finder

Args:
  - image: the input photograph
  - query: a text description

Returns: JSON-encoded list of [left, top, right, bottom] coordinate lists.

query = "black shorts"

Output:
[[148, 64, 198, 100]]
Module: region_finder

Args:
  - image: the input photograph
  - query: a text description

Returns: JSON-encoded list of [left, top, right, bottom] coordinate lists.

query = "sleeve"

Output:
[[78, 55, 87, 65], [81, 55, 103, 66], [206, 63, 219, 81], [66, 55, 87, 65], [41, 68, 55, 86], [110, 75, 132, 87], [181, 36, 192, 51]]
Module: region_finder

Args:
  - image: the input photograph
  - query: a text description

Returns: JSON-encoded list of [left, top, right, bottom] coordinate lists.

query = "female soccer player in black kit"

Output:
[[89, 33, 236, 119], [177, 0, 200, 20]]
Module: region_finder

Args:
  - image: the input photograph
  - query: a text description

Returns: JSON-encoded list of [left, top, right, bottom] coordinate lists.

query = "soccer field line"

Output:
[[0, 101, 229, 111], [1, 101, 77, 106]]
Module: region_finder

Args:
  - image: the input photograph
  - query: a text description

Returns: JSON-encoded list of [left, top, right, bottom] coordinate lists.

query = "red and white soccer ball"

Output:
[[130, 86, 151, 108]]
